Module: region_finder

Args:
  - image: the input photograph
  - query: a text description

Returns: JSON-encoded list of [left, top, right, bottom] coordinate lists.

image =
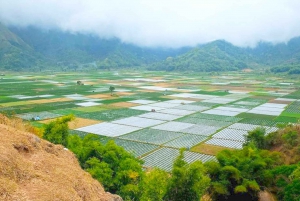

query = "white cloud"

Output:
[[1, 0, 300, 48]]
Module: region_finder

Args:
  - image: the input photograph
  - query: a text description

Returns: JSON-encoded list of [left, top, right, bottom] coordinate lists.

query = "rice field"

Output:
[[1, 71, 299, 170]]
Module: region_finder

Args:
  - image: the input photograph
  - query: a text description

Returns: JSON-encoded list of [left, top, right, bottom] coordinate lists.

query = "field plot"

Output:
[[120, 128, 183, 145], [75, 102, 102, 107], [17, 111, 62, 120], [113, 138, 159, 157], [159, 108, 196, 116], [247, 103, 287, 116], [212, 128, 248, 142], [163, 134, 207, 148], [130, 105, 165, 111], [112, 116, 165, 128], [188, 113, 242, 122], [180, 125, 219, 136], [173, 104, 209, 111], [138, 112, 181, 121], [177, 117, 232, 128], [128, 99, 157, 104], [152, 121, 195, 132], [76, 122, 141, 137], [142, 147, 215, 171], [205, 138, 244, 149]]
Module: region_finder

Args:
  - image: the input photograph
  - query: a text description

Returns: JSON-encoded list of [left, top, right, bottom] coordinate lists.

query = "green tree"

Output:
[[109, 86, 115, 95], [206, 145, 282, 201], [43, 115, 74, 146], [139, 168, 169, 201], [165, 149, 210, 201], [244, 127, 267, 149], [68, 135, 144, 200]]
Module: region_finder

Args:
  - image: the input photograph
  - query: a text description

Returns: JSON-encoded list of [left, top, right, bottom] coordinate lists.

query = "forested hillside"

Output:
[[1, 22, 300, 72]]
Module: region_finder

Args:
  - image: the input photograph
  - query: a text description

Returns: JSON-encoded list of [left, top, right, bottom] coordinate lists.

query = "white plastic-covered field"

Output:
[[169, 93, 217, 99], [128, 99, 157, 104], [202, 97, 236, 104], [228, 123, 266, 131], [180, 125, 219, 136], [76, 122, 141, 137], [275, 98, 297, 102], [142, 147, 216, 171], [212, 128, 248, 141], [247, 103, 287, 116], [177, 117, 233, 128], [152, 121, 195, 132], [75, 102, 102, 107], [201, 105, 249, 116], [138, 112, 182, 121], [214, 106, 249, 113], [113, 138, 159, 157], [130, 105, 165, 111], [112, 116, 165, 128], [119, 128, 184, 145], [159, 108, 196, 116], [205, 138, 244, 149], [139, 86, 175, 91], [163, 134, 207, 148], [10, 95, 38, 99], [164, 99, 196, 104], [173, 105, 209, 111], [64, 94, 89, 100], [188, 113, 242, 122], [147, 102, 181, 108]]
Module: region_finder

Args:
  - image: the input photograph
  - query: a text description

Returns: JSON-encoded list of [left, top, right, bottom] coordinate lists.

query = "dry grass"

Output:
[[108, 102, 139, 108], [40, 117, 101, 129], [0, 101, 32, 107], [28, 97, 73, 104], [191, 143, 233, 155], [0, 114, 42, 137], [0, 120, 121, 201]]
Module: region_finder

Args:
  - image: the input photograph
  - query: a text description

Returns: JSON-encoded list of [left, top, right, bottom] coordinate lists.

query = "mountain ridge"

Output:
[[1, 23, 300, 72]]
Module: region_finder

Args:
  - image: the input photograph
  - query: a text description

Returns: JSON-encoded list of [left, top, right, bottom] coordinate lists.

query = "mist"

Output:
[[1, 0, 300, 48]]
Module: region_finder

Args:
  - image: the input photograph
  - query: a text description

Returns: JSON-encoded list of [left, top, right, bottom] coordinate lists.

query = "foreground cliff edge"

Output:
[[0, 122, 123, 201]]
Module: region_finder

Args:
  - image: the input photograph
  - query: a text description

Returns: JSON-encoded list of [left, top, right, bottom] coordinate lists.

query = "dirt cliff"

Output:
[[0, 122, 122, 201]]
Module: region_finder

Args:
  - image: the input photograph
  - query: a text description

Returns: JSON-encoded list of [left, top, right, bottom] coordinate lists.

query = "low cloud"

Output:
[[1, 0, 300, 48]]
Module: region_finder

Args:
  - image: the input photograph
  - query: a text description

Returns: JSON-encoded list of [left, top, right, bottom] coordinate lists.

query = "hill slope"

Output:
[[0, 121, 122, 201], [148, 40, 258, 71]]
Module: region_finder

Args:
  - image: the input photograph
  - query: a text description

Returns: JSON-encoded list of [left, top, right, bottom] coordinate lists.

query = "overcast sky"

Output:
[[1, 0, 300, 48]]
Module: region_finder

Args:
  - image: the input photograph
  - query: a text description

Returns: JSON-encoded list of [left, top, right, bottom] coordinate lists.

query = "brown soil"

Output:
[[259, 191, 276, 201], [0, 122, 122, 201], [28, 97, 73, 104], [268, 100, 291, 104], [86, 94, 118, 100], [116, 92, 135, 96], [40, 117, 101, 129]]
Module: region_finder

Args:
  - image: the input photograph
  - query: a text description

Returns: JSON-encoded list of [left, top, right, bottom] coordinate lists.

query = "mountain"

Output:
[[1, 22, 300, 72], [0, 114, 122, 201], [148, 40, 257, 72], [5, 25, 189, 71], [0, 23, 42, 70]]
